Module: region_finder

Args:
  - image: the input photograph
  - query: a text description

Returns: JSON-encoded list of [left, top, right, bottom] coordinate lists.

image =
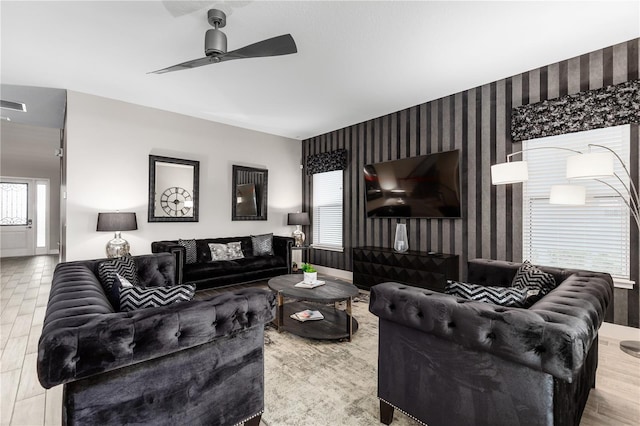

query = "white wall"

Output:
[[65, 91, 302, 261]]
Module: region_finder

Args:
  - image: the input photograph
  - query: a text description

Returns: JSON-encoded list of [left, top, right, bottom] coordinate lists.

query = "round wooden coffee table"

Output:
[[268, 274, 359, 341]]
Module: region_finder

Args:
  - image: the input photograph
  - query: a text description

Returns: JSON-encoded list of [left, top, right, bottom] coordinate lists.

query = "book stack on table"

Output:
[[290, 309, 324, 322]]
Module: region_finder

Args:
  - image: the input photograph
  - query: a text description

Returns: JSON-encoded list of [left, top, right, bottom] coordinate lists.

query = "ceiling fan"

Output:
[[149, 9, 297, 74]]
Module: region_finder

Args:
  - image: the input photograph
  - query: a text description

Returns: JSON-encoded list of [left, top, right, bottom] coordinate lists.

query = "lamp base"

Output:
[[106, 231, 131, 258], [293, 226, 305, 247]]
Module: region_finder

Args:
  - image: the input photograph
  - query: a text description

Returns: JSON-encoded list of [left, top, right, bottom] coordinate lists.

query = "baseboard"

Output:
[[314, 265, 353, 282]]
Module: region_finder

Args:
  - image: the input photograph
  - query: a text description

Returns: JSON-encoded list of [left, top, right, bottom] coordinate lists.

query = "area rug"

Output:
[[260, 291, 419, 426]]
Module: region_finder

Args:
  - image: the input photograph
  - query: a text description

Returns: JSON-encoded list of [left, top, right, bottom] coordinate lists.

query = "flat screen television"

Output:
[[364, 149, 462, 218]]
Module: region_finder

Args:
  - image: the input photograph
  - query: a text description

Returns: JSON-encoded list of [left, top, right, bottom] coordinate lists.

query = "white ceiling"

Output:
[[1, 1, 639, 140]]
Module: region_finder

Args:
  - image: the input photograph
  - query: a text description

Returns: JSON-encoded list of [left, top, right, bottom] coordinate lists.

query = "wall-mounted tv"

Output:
[[364, 149, 462, 218]]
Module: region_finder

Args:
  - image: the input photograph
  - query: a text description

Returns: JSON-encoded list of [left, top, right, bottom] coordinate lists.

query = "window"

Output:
[[312, 170, 343, 251], [0, 182, 28, 225], [522, 125, 631, 282], [36, 182, 47, 248]]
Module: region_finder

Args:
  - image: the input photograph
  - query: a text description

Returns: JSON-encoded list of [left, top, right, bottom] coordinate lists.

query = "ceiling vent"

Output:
[[1, 100, 27, 112]]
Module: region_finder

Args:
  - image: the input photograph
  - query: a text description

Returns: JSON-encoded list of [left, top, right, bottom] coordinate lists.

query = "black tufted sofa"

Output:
[[37, 252, 275, 426], [369, 258, 614, 426], [152, 235, 293, 290]]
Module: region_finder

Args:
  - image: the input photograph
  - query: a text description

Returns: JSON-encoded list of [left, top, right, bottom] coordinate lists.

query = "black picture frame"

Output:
[[148, 155, 200, 222], [232, 165, 268, 221]]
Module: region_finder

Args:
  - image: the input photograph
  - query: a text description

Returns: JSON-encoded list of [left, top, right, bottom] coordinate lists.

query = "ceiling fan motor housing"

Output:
[[205, 29, 227, 56]]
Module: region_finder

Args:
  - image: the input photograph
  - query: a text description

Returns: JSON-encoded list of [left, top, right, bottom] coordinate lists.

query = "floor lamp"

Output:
[[492, 144, 640, 358]]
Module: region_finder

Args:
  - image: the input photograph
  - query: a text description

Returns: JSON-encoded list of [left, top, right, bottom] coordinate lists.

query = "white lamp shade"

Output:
[[491, 161, 528, 185], [566, 153, 614, 179], [549, 185, 586, 205]]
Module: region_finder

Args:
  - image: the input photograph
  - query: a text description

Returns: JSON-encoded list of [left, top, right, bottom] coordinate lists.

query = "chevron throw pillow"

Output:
[[178, 239, 198, 264], [119, 283, 196, 312], [445, 280, 529, 307], [512, 261, 556, 299], [251, 233, 273, 256], [97, 256, 139, 310]]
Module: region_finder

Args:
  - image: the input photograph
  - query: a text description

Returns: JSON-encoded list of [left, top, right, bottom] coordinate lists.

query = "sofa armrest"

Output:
[[369, 274, 612, 382], [38, 261, 276, 388], [273, 236, 294, 274], [151, 241, 184, 284]]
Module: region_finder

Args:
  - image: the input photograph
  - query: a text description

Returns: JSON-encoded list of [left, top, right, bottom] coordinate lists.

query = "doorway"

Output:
[[0, 177, 50, 257]]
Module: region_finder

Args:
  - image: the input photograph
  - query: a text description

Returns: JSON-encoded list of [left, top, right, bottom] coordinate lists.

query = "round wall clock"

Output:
[[160, 187, 193, 217]]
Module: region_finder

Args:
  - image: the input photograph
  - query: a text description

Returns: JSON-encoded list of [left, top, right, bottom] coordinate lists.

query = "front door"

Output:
[[0, 178, 35, 257]]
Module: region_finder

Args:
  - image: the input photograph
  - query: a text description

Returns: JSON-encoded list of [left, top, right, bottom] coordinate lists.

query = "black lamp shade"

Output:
[[287, 212, 310, 226], [97, 212, 138, 232]]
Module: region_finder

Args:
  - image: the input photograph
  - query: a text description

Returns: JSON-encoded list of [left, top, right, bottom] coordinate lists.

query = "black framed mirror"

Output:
[[148, 155, 199, 222], [232, 165, 268, 221]]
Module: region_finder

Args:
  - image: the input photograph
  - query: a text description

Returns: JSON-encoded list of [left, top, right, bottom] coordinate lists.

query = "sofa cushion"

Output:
[[208, 242, 246, 261], [227, 242, 244, 260], [97, 256, 139, 308], [178, 239, 198, 264], [445, 280, 529, 307], [512, 261, 557, 299], [196, 237, 253, 263], [209, 243, 229, 261], [119, 283, 196, 312], [234, 255, 285, 270], [251, 233, 273, 256], [184, 255, 286, 282]]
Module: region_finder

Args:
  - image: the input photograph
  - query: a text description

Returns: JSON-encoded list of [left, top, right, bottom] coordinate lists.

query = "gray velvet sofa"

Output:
[[151, 235, 293, 290], [37, 252, 275, 426], [369, 258, 614, 426]]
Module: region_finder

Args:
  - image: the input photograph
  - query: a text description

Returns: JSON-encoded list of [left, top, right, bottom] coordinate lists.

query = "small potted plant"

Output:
[[300, 263, 317, 284]]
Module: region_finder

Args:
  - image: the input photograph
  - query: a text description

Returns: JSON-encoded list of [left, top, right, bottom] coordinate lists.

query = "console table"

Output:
[[352, 246, 459, 292]]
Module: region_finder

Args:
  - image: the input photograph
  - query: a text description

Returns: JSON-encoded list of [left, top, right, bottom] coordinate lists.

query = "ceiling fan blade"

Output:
[[148, 55, 220, 74], [218, 34, 297, 62]]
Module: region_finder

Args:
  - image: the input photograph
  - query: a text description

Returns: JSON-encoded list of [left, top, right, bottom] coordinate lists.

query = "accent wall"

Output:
[[302, 38, 640, 327]]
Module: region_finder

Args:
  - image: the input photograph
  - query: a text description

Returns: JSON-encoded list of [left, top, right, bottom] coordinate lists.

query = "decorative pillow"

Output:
[[512, 261, 557, 298], [119, 283, 196, 312], [226, 242, 245, 260], [445, 280, 529, 307], [97, 255, 139, 294], [251, 233, 273, 256], [108, 273, 135, 311], [208, 243, 229, 261], [178, 238, 198, 264], [115, 273, 134, 288]]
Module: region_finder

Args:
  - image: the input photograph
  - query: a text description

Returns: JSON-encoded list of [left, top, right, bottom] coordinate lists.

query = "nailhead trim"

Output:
[[233, 410, 264, 426], [379, 398, 427, 426]]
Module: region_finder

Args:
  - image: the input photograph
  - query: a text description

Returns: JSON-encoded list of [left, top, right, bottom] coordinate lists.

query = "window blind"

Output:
[[522, 125, 631, 279], [312, 170, 343, 250]]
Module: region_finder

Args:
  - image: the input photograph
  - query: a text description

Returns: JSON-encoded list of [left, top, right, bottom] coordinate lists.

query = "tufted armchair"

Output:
[[369, 258, 613, 426], [38, 252, 275, 426]]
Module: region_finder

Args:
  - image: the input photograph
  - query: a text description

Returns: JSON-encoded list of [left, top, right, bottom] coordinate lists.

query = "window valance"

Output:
[[511, 79, 639, 142], [306, 149, 348, 175]]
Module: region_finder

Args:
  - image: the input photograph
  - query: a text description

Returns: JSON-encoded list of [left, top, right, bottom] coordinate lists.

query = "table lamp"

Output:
[[287, 212, 310, 247], [97, 212, 138, 258]]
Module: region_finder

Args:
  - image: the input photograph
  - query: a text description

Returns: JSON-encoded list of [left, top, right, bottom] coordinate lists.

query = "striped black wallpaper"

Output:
[[302, 38, 640, 327]]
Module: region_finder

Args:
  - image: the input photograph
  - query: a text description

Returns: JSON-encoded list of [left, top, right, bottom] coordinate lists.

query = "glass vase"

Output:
[[394, 223, 409, 253]]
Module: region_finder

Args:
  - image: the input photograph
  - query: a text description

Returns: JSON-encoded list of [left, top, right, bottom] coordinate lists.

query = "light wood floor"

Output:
[[1, 255, 639, 425]]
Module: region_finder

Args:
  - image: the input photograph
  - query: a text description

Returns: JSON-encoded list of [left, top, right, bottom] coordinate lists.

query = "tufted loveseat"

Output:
[[37, 252, 275, 426], [369, 258, 614, 426]]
